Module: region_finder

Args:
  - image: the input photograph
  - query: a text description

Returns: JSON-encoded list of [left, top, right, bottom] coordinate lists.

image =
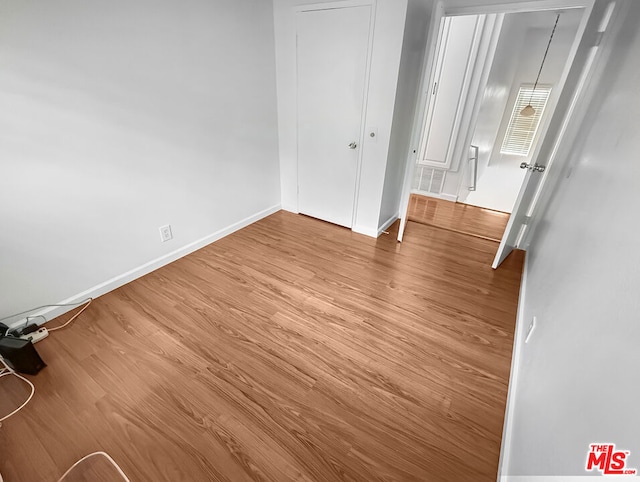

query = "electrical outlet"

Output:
[[525, 316, 537, 344], [159, 224, 173, 242]]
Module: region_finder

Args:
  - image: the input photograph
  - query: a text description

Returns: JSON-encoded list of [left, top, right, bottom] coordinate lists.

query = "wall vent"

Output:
[[413, 166, 446, 194]]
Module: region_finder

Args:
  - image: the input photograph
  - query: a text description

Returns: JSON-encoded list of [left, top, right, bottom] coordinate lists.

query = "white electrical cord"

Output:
[[0, 297, 93, 325], [57, 452, 130, 482], [0, 298, 93, 334], [47, 298, 92, 332], [0, 357, 35, 428]]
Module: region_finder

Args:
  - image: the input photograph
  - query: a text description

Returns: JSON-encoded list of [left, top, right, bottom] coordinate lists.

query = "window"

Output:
[[500, 84, 552, 157]]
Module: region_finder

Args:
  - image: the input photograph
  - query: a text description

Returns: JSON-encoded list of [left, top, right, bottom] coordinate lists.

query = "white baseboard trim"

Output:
[[410, 189, 458, 202], [497, 252, 530, 480], [378, 212, 399, 236], [8, 204, 281, 330], [352, 212, 400, 239]]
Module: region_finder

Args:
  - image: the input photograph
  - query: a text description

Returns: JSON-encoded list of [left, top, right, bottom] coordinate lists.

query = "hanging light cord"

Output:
[[528, 13, 560, 104]]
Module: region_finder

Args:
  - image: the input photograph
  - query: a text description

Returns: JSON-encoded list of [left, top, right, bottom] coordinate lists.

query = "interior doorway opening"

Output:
[[412, 8, 584, 217], [454, 9, 584, 214], [399, 1, 598, 264]]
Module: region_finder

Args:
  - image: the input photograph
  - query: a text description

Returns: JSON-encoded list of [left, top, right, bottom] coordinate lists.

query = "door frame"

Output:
[[295, 0, 377, 228], [397, 0, 595, 242], [397, 1, 444, 241]]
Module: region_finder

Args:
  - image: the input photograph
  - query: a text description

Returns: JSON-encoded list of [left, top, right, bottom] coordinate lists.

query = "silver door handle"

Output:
[[520, 162, 546, 172], [348, 142, 358, 149], [469, 145, 479, 191]]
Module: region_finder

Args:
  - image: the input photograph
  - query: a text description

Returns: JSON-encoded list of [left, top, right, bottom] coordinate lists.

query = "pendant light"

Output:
[[520, 13, 560, 117]]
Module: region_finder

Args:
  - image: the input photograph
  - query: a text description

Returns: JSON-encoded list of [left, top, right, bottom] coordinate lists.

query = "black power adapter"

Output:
[[15, 324, 40, 336]]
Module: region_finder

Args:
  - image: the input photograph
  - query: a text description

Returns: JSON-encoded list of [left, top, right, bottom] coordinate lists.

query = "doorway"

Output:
[[398, 0, 601, 268], [455, 9, 584, 214]]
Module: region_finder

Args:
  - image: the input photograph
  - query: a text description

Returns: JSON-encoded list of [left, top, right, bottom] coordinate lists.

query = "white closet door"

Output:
[[296, 5, 371, 228]]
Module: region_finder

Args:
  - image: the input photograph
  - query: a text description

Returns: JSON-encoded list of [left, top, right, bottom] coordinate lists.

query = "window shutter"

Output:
[[500, 85, 552, 157]]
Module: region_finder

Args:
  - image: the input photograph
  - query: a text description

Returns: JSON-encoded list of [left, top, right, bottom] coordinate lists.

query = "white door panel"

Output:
[[297, 6, 371, 228], [420, 15, 481, 167]]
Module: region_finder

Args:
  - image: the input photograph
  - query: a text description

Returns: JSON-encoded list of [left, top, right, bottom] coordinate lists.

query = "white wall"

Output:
[[505, 1, 640, 475], [0, 0, 281, 322], [273, 0, 408, 237], [378, 0, 432, 227]]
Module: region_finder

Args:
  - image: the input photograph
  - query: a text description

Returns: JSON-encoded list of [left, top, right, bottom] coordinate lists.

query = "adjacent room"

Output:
[[407, 7, 584, 243], [1, 0, 639, 481]]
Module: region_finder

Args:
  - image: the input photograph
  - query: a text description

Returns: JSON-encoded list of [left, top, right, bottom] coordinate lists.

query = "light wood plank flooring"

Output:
[[0, 211, 524, 481], [408, 194, 510, 242]]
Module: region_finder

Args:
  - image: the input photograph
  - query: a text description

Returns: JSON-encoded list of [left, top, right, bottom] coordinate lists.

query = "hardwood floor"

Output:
[[0, 211, 525, 481], [407, 194, 510, 242]]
